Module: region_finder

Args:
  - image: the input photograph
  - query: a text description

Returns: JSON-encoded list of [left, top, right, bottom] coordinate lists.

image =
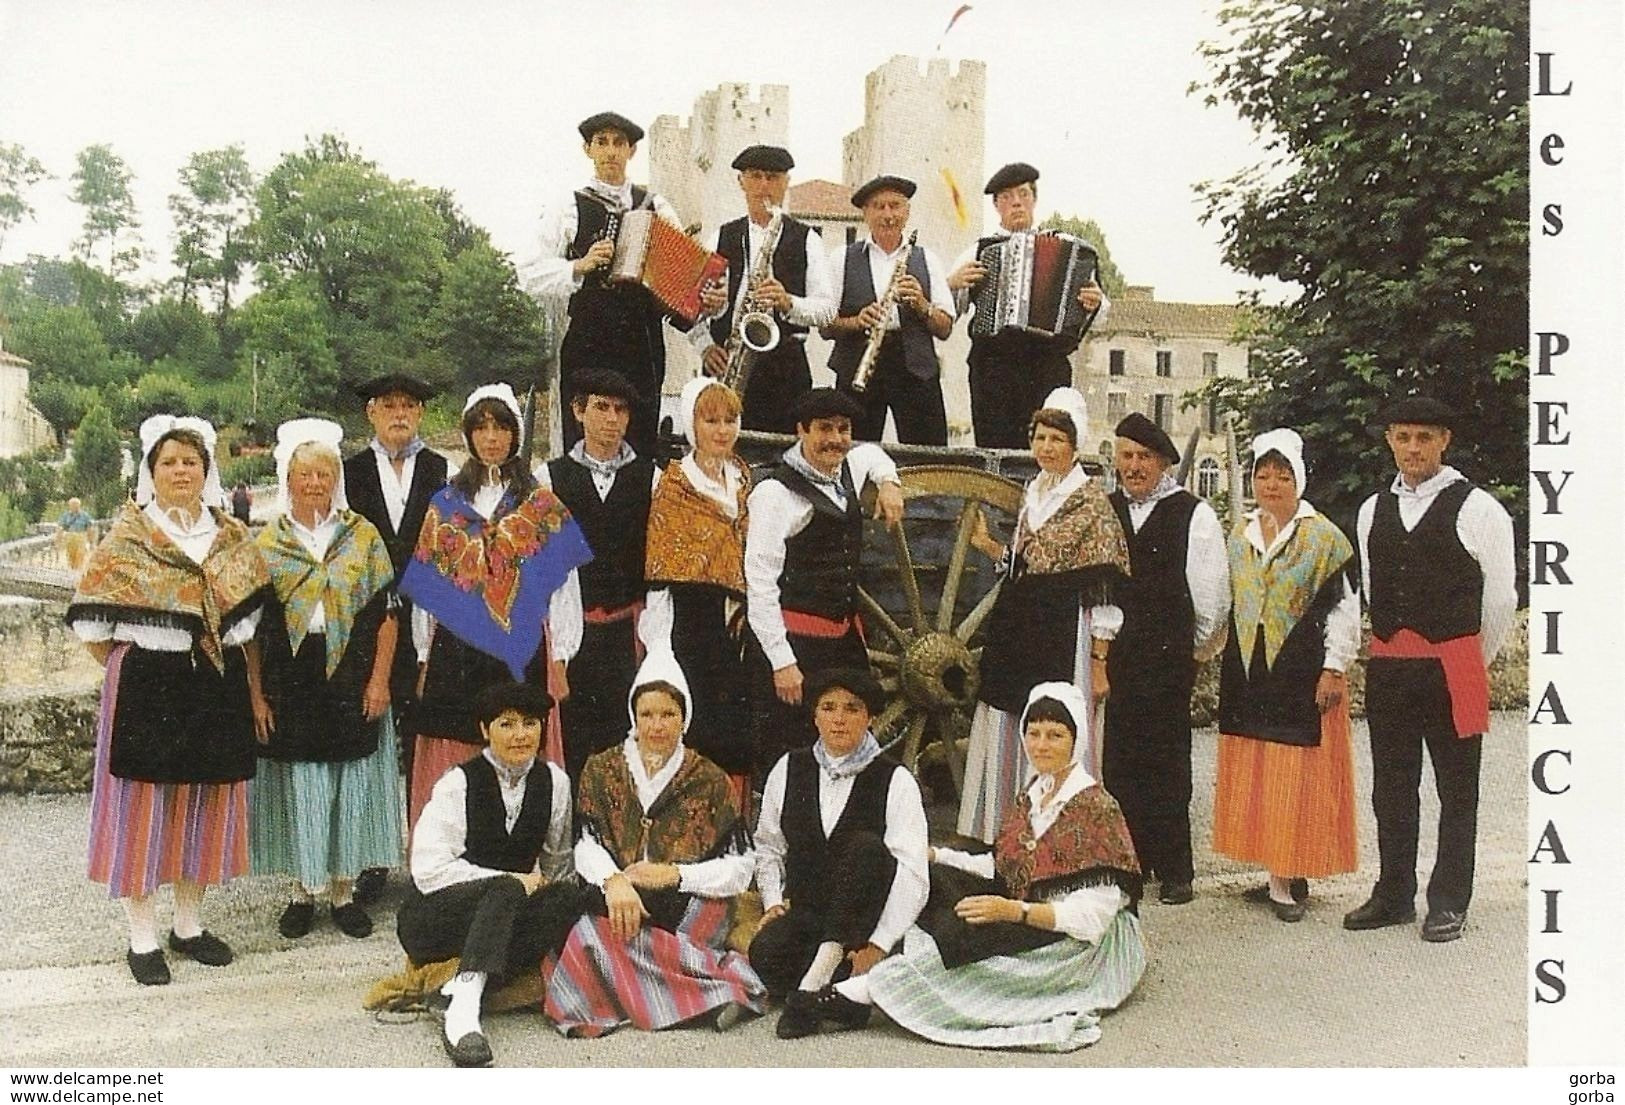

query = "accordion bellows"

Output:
[[969, 230, 1101, 342], [609, 210, 728, 324]]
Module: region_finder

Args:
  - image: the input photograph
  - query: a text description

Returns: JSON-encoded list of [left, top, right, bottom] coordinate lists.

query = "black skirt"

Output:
[[257, 595, 389, 763], [916, 863, 1063, 970], [109, 645, 257, 784], [413, 628, 546, 745]]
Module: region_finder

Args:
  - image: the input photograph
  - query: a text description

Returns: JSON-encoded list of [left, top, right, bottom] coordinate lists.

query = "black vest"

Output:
[[828, 241, 939, 380], [568, 185, 650, 262], [765, 461, 863, 620], [547, 456, 653, 610], [1107, 489, 1200, 694], [781, 748, 899, 915], [1368, 480, 1482, 642], [343, 447, 450, 579], [708, 216, 814, 346], [459, 755, 555, 875]]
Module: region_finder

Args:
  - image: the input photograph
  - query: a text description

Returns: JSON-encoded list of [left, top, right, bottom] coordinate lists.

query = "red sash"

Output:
[[1369, 629, 1490, 738], [782, 609, 866, 643]]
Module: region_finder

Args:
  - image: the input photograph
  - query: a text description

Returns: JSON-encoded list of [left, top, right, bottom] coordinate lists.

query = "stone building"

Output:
[[1076, 285, 1250, 498], [0, 338, 56, 458], [648, 81, 791, 237]]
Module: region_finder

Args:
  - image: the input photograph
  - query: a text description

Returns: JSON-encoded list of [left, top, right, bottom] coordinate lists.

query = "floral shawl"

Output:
[[1228, 511, 1354, 673], [576, 745, 746, 868], [644, 458, 750, 594], [1013, 478, 1131, 606], [68, 501, 270, 672], [399, 483, 592, 680], [995, 782, 1142, 906], [256, 509, 396, 677]]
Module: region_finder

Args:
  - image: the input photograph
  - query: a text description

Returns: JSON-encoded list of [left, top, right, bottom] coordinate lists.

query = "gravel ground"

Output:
[[0, 714, 1527, 1068]]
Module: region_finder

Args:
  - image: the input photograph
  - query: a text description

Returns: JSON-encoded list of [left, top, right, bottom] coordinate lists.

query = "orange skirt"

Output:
[[1212, 704, 1358, 878]]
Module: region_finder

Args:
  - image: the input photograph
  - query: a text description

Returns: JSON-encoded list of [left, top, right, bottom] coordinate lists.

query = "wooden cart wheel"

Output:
[[858, 465, 1023, 799]]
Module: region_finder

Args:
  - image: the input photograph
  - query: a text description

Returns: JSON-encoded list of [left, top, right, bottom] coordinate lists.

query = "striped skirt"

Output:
[[1212, 703, 1358, 878], [543, 897, 767, 1037], [249, 711, 404, 890], [87, 645, 249, 900], [865, 910, 1145, 1052]]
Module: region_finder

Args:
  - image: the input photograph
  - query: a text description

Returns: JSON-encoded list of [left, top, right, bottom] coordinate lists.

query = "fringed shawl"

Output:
[[995, 783, 1142, 906], [1013, 479, 1131, 608], [577, 746, 748, 869], [257, 510, 396, 677], [67, 501, 270, 672], [644, 458, 750, 594], [399, 484, 593, 680], [1228, 511, 1354, 673]]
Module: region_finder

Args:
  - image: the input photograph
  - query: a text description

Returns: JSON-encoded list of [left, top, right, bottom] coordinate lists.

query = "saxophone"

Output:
[[720, 205, 786, 396], [851, 230, 917, 393]]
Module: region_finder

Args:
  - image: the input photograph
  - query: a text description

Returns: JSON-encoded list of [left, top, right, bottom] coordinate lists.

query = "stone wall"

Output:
[[0, 685, 98, 793]]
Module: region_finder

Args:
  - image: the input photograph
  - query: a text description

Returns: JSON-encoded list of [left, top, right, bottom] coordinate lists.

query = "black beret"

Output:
[[791, 387, 863, 426], [472, 681, 554, 728], [731, 145, 794, 172], [570, 368, 642, 406], [1114, 412, 1180, 465], [578, 112, 644, 144], [984, 162, 1040, 195], [1374, 395, 1457, 429], [851, 174, 917, 208], [353, 373, 436, 402], [804, 667, 887, 717]]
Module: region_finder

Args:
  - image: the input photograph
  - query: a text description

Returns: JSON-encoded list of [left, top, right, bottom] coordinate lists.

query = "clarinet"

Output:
[[851, 230, 917, 393]]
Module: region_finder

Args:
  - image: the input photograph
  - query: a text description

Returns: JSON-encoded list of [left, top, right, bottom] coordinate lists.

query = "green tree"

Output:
[[0, 450, 62, 522], [125, 298, 225, 376], [169, 146, 256, 312], [8, 304, 113, 385], [28, 378, 97, 444], [71, 145, 143, 277], [128, 368, 200, 426], [1037, 213, 1126, 298], [430, 240, 544, 391], [67, 400, 125, 516], [230, 277, 341, 416], [1193, 0, 1527, 527], [0, 143, 50, 259]]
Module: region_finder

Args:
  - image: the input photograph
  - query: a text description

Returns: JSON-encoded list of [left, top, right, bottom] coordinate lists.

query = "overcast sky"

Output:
[[0, 0, 1279, 304]]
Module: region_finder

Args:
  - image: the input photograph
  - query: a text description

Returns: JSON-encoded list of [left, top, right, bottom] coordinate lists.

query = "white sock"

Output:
[[330, 879, 353, 908], [833, 975, 872, 1006], [172, 881, 204, 940], [294, 883, 317, 903], [444, 971, 487, 1041], [1268, 874, 1294, 905], [124, 895, 159, 954], [797, 941, 844, 992]]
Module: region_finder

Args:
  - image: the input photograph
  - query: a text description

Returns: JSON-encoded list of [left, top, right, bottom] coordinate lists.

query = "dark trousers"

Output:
[[740, 341, 813, 436], [397, 877, 583, 983], [835, 337, 947, 446], [1365, 657, 1483, 914], [968, 339, 1073, 450], [748, 624, 870, 786], [1102, 688, 1195, 885], [747, 830, 897, 998], [561, 617, 640, 783]]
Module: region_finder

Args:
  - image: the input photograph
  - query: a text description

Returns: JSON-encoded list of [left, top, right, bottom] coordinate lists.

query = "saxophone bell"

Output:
[[740, 309, 780, 354]]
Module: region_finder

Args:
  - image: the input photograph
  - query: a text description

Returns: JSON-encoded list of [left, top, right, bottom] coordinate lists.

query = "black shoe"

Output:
[[776, 990, 821, 1039], [1420, 909, 1467, 943], [1342, 895, 1416, 931], [352, 868, 388, 906], [278, 900, 315, 939], [443, 1029, 493, 1068], [168, 929, 234, 966], [816, 986, 872, 1031], [1244, 879, 1310, 906], [1271, 898, 1307, 923], [331, 901, 373, 939], [1158, 881, 1195, 905], [126, 948, 170, 986]]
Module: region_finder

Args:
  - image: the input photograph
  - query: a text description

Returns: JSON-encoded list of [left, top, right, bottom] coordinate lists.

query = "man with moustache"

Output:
[[947, 162, 1109, 449], [1344, 397, 1516, 943], [1101, 412, 1230, 906], [690, 144, 837, 435], [526, 111, 685, 458], [744, 388, 904, 780], [343, 372, 450, 905], [821, 175, 956, 446]]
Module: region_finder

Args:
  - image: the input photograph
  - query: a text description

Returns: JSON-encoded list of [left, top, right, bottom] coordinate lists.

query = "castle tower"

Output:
[[649, 82, 791, 233]]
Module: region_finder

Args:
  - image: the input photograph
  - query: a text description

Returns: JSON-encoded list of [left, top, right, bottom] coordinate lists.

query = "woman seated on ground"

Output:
[[397, 682, 580, 1068], [249, 419, 403, 941], [543, 651, 766, 1036], [749, 667, 929, 1040], [839, 682, 1146, 1052]]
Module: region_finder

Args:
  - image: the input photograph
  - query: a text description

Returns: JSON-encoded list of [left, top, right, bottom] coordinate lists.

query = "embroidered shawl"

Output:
[[1228, 511, 1354, 672], [576, 745, 746, 868], [257, 510, 397, 676], [68, 501, 270, 672], [644, 458, 750, 593], [995, 783, 1142, 905], [1014, 478, 1131, 607], [399, 484, 593, 680]]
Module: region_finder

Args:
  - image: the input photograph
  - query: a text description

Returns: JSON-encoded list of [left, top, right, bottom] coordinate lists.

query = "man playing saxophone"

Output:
[[822, 175, 955, 446], [691, 145, 836, 435]]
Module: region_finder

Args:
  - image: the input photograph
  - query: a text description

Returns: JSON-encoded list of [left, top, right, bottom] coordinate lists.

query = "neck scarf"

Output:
[[785, 444, 846, 491], [257, 510, 395, 676], [813, 730, 883, 779], [370, 436, 425, 464], [568, 439, 638, 481], [482, 748, 534, 791], [1129, 470, 1181, 506]]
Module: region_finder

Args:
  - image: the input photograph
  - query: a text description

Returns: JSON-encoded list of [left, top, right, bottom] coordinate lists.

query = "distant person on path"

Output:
[[230, 482, 252, 524], [66, 415, 272, 986], [1343, 397, 1516, 943], [57, 496, 95, 571]]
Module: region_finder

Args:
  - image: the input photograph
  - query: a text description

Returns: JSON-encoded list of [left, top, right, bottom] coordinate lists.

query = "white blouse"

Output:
[[409, 754, 574, 896]]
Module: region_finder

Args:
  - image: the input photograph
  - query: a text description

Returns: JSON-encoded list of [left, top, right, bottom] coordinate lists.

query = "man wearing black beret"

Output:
[[525, 111, 700, 459], [948, 162, 1110, 449], [689, 145, 836, 434], [1344, 397, 1516, 942], [820, 175, 956, 446], [1102, 411, 1231, 906]]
